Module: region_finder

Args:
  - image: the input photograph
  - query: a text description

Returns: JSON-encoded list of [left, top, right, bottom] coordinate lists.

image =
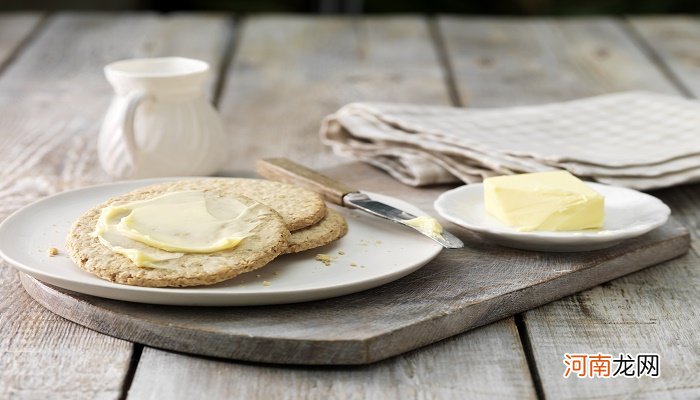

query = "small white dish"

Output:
[[0, 179, 442, 306], [434, 182, 670, 252]]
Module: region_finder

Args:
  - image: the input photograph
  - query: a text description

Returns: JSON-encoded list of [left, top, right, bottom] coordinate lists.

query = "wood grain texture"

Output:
[[0, 13, 43, 70], [218, 16, 451, 172], [128, 319, 531, 400], [629, 16, 700, 96], [0, 12, 233, 399], [439, 17, 677, 107], [20, 162, 689, 365], [439, 16, 700, 398]]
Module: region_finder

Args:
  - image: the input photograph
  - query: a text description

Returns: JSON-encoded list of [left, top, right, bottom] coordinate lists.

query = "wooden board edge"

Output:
[[20, 273, 370, 364]]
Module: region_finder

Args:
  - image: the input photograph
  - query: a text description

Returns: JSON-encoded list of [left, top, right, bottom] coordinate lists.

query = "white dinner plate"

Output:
[[434, 182, 670, 252], [0, 179, 442, 306]]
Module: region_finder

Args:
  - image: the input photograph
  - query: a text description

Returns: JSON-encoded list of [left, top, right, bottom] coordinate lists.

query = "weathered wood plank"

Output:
[[0, 13, 43, 70], [130, 15, 536, 398], [439, 16, 699, 398], [218, 15, 451, 172], [0, 12, 233, 399], [440, 17, 677, 107], [128, 320, 528, 400], [0, 13, 227, 99], [629, 16, 700, 95]]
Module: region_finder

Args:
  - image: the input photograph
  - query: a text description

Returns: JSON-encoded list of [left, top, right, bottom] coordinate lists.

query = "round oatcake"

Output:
[[285, 209, 348, 254], [66, 186, 289, 288], [133, 178, 325, 231]]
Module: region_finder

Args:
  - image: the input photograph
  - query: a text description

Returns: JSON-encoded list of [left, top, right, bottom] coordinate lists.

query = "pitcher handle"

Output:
[[120, 91, 146, 166]]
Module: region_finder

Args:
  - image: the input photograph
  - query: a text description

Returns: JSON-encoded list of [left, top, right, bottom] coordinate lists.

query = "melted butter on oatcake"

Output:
[[94, 191, 263, 268]]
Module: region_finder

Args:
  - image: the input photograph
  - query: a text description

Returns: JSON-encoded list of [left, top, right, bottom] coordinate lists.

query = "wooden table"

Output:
[[0, 13, 698, 399]]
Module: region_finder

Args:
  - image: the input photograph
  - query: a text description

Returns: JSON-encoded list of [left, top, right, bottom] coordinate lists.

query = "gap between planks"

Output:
[[0, 13, 48, 76], [212, 15, 240, 106], [427, 16, 463, 107], [515, 314, 546, 400], [118, 344, 143, 400], [620, 17, 692, 97]]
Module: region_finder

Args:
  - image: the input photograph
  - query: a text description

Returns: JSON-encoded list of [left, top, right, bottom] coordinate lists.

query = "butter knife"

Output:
[[256, 158, 463, 249]]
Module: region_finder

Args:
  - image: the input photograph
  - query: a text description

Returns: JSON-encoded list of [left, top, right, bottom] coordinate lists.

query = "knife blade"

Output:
[[256, 158, 464, 249], [343, 192, 463, 248]]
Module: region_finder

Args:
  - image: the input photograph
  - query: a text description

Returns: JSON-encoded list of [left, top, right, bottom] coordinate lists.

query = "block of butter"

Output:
[[484, 170, 604, 232]]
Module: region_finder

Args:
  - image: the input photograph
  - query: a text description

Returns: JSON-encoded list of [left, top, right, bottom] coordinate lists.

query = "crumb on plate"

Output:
[[315, 253, 333, 266], [47, 247, 59, 257]]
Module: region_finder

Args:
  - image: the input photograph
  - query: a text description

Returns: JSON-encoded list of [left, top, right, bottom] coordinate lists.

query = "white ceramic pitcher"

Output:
[[99, 57, 226, 179]]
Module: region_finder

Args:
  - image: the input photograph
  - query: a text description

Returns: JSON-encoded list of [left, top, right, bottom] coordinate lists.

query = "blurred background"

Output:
[[1, 0, 699, 14]]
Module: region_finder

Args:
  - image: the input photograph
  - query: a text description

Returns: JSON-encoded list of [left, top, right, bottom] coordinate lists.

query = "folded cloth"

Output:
[[320, 91, 700, 190]]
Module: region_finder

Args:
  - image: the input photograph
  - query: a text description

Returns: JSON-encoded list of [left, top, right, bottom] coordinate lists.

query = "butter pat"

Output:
[[403, 216, 444, 238], [483, 171, 604, 231]]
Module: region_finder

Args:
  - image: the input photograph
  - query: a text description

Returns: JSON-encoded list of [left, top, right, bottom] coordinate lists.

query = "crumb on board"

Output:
[[338, 250, 345, 255], [272, 271, 279, 276], [256, 274, 262, 278], [375, 240, 382, 245], [47, 247, 59, 257], [315, 254, 333, 266], [262, 281, 271, 287], [350, 262, 357, 267]]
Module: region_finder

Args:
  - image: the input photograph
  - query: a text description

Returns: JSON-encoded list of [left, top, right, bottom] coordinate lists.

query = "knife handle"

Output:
[[256, 158, 358, 205]]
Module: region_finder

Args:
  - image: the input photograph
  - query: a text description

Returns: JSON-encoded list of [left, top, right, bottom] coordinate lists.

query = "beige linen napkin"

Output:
[[320, 91, 700, 190]]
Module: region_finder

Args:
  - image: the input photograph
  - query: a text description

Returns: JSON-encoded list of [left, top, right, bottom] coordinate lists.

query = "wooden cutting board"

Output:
[[20, 162, 690, 365]]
